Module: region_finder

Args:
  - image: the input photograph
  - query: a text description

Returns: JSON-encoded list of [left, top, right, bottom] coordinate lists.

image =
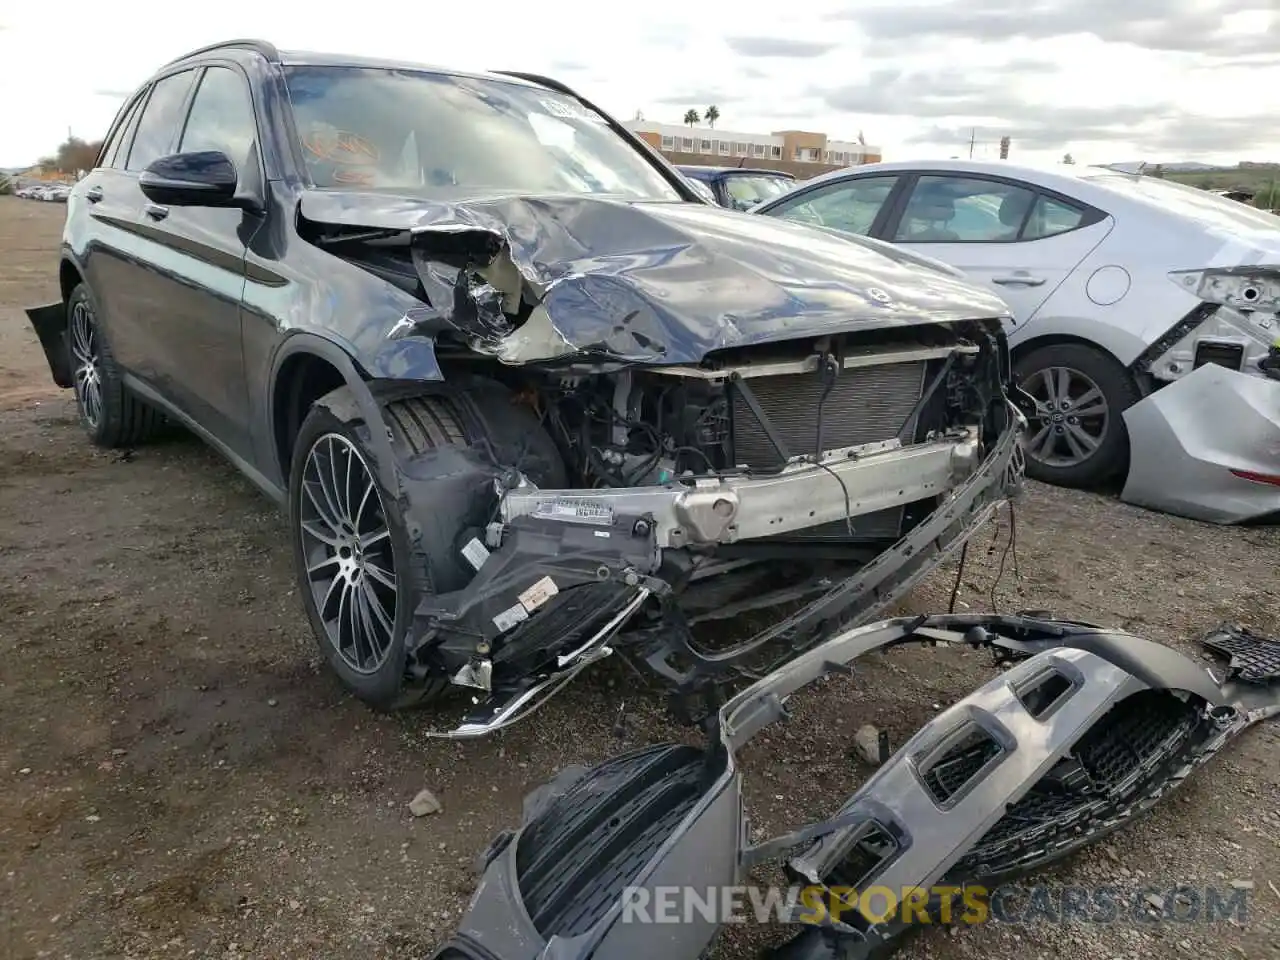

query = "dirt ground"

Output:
[[1, 194, 1278, 960]]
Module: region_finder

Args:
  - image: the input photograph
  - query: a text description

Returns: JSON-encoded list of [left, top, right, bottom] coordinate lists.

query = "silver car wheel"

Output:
[[1021, 365, 1110, 468]]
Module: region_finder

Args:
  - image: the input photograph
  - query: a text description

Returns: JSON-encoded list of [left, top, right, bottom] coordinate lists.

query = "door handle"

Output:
[[85, 186, 103, 203], [144, 203, 169, 221], [992, 274, 1046, 287]]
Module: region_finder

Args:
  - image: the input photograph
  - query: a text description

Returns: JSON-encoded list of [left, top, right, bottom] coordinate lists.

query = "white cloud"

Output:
[[1, 0, 1277, 168]]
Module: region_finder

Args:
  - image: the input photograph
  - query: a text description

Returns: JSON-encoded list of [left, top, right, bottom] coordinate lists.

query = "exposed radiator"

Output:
[[730, 360, 928, 468]]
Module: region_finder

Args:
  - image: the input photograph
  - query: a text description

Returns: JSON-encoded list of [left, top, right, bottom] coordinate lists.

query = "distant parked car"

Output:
[[754, 159, 1280, 523], [677, 165, 794, 211]]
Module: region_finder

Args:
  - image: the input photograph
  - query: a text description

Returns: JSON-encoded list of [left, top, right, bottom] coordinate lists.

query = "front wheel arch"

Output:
[[1009, 332, 1128, 372], [267, 333, 400, 493], [59, 257, 84, 304]]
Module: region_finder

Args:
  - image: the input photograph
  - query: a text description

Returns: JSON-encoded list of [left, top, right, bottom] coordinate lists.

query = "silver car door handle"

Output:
[[992, 274, 1046, 287], [85, 186, 104, 203], [144, 203, 169, 221]]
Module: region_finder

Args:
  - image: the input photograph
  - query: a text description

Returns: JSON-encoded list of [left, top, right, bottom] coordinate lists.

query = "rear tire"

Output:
[[1013, 342, 1140, 488], [66, 282, 165, 448]]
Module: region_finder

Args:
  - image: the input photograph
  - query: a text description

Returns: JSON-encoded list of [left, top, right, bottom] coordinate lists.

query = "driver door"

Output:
[[759, 174, 905, 237]]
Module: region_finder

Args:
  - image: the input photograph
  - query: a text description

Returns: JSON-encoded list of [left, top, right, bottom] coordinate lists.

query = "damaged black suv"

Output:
[[28, 40, 1027, 736]]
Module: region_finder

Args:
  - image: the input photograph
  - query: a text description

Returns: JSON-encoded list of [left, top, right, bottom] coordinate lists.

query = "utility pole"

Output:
[[968, 128, 976, 159]]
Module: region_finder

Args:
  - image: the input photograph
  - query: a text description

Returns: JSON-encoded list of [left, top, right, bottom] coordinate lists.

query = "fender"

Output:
[[365, 333, 446, 382], [268, 331, 403, 494]]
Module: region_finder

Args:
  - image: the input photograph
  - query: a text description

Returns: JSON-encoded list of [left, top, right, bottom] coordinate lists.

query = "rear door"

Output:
[[881, 173, 1112, 324], [73, 87, 151, 360], [128, 63, 264, 460], [105, 68, 200, 381]]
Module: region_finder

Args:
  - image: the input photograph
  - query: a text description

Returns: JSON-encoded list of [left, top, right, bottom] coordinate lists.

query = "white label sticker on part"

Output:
[[518, 575, 559, 613], [461, 537, 491, 571], [493, 603, 529, 634]]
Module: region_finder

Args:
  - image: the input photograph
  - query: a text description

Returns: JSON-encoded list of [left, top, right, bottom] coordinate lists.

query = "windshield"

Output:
[[282, 65, 682, 202], [1081, 172, 1280, 233], [724, 174, 793, 210]]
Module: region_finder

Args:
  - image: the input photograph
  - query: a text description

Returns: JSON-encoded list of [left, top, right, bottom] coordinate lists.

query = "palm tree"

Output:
[[705, 105, 720, 129], [683, 109, 700, 127]]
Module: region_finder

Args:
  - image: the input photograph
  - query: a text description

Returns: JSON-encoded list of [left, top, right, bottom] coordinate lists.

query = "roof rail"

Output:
[[164, 38, 280, 67]]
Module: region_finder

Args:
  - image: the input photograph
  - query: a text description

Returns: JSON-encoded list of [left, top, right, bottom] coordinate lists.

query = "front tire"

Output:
[[1013, 342, 1140, 488], [288, 397, 450, 710], [66, 282, 165, 448]]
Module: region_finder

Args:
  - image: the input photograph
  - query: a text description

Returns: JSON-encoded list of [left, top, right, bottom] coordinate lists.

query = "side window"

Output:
[[178, 66, 260, 172], [101, 94, 145, 169], [126, 69, 197, 172], [1022, 195, 1088, 240], [894, 176, 1037, 243], [764, 175, 900, 236]]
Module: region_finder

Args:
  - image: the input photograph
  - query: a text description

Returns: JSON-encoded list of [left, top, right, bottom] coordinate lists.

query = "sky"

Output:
[[2, 0, 1278, 169]]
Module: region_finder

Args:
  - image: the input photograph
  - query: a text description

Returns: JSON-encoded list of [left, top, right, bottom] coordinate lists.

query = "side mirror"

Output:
[[139, 151, 242, 208]]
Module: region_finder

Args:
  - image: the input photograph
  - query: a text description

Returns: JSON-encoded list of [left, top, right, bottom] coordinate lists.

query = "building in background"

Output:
[[624, 120, 881, 179]]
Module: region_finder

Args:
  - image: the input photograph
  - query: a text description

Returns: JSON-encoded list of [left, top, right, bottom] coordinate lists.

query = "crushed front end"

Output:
[[402, 324, 1027, 737], [296, 192, 1029, 728], [428, 616, 1280, 960]]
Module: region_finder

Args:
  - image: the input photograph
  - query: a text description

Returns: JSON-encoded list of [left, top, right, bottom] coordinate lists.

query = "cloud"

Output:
[[906, 112, 1272, 156], [725, 37, 838, 57], [1, 1, 1276, 168], [655, 91, 744, 106], [835, 0, 1277, 57], [817, 65, 1280, 154], [817, 66, 1172, 122]]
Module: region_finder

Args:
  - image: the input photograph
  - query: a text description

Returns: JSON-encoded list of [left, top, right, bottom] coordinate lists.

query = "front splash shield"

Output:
[[428, 615, 1280, 960]]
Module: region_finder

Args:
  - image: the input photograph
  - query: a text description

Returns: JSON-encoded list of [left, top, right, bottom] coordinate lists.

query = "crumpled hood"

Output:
[[299, 191, 1012, 365]]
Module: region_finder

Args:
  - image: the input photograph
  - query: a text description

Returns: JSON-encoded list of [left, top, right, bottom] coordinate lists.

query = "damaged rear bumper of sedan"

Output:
[[430, 616, 1280, 960], [1123, 268, 1280, 523], [412, 401, 1026, 739], [1122, 361, 1280, 524]]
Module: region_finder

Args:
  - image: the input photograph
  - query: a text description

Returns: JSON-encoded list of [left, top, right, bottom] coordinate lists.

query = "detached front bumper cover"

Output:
[[430, 616, 1280, 960]]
